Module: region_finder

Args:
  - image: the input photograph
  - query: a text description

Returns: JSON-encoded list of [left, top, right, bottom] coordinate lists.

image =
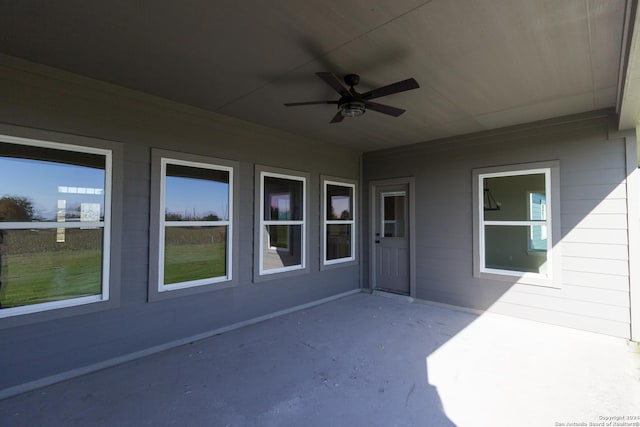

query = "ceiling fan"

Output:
[[284, 72, 420, 123]]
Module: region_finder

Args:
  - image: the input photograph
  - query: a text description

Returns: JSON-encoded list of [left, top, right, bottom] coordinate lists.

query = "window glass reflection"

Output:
[[483, 174, 545, 221], [383, 194, 405, 238], [165, 164, 229, 221], [484, 225, 547, 274], [264, 177, 303, 221], [0, 148, 105, 222], [327, 185, 353, 220], [164, 226, 227, 284], [0, 228, 103, 309], [263, 225, 302, 270], [326, 224, 352, 260]]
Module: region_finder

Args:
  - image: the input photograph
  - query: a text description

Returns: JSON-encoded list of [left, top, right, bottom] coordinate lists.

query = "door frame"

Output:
[[369, 177, 416, 298]]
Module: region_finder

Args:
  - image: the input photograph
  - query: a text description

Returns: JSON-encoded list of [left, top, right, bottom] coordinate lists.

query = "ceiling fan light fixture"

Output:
[[339, 100, 366, 118]]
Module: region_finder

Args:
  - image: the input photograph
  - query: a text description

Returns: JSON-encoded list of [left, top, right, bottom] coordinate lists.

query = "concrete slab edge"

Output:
[[371, 290, 415, 303], [0, 288, 363, 401], [412, 297, 486, 317]]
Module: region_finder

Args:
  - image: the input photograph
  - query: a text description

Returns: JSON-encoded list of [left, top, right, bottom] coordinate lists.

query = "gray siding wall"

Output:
[[0, 57, 361, 392], [364, 112, 632, 338]]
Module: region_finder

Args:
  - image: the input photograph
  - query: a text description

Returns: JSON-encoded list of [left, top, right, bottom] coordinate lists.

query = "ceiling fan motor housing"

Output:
[[344, 74, 360, 88], [339, 98, 366, 117]]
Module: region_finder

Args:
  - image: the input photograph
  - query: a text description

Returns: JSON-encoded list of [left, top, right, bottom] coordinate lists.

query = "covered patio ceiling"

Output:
[[1, 1, 638, 152]]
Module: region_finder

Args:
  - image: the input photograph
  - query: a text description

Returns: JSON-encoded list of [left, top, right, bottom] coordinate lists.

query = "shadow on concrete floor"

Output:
[[1, 293, 638, 426]]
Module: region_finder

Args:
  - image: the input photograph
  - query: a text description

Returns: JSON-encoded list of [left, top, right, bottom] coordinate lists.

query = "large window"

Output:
[[0, 136, 112, 318], [259, 170, 306, 275], [323, 178, 356, 266], [156, 158, 233, 292], [473, 162, 559, 285], [474, 162, 559, 285]]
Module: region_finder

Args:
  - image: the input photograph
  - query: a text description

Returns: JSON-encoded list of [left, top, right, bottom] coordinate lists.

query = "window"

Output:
[[323, 178, 356, 266], [382, 191, 406, 238], [0, 136, 112, 318], [156, 157, 233, 292], [473, 161, 560, 286], [259, 170, 306, 275], [528, 191, 547, 251]]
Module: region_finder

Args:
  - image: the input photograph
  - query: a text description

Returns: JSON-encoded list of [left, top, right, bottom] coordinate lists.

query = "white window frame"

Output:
[[323, 179, 356, 266], [473, 161, 561, 287], [157, 158, 233, 292], [0, 135, 112, 318], [259, 170, 306, 276]]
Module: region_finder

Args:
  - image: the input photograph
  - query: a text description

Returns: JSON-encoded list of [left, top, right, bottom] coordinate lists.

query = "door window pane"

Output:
[[383, 194, 405, 238]]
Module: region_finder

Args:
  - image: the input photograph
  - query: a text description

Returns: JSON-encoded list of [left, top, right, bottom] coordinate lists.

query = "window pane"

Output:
[[263, 225, 302, 270], [164, 226, 227, 285], [327, 185, 353, 220], [484, 225, 547, 274], [0, 144, 106, 223], [326, 224, 352, 260], [165, 164, 229, 221], [264, 176, 303, 221], [529, 225, 548, 251], [0, 228, 103, 309], [383, 194, 405, 238], [483, 173, 545, 221]]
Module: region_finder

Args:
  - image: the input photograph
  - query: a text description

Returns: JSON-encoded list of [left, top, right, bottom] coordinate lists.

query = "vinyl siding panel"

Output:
[[0, 58, 360, 393], [364, 112, 632, 338], [562, 228, 628, 245], [561, 242, 628, 260], [488, 301, 630, 338]]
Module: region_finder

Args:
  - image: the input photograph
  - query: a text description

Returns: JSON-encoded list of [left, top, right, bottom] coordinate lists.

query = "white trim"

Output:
[[0, 134, 113, 156], [0, 134, 112, 317], [0, 221, 104, 229], [157, 157, 233, 292], [322, 179, 356, 266], [259, 171, 306, 275], [164, 220, 230, 227], [0, 295, 103, 319], [625, 134, 640, 342]]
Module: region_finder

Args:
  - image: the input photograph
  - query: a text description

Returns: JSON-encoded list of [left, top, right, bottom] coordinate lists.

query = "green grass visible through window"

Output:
[[164, 242, 226, 284], [0, 249, 102, 308]]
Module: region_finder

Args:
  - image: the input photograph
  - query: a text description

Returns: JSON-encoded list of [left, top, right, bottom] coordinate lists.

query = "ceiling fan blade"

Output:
[[363, 101, 406, 117], [316, 72, 350, 96], [330, 111, 344, 123], [361, 78, 419, 100], [284, 101, 339, 107]]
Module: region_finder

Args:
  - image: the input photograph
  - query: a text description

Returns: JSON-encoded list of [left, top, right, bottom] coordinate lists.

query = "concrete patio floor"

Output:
[[1, 292, 639, 427]]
